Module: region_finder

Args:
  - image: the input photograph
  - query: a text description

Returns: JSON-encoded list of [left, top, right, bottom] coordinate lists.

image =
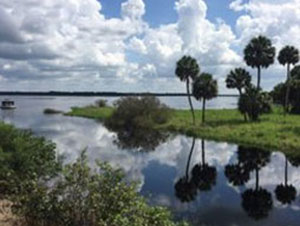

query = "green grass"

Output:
[[66, 106, 300, 157], [66, 106, 114, 120]]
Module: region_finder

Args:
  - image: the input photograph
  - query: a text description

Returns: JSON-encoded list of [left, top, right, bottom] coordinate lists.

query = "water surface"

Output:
[[0, 96, 299, 226]]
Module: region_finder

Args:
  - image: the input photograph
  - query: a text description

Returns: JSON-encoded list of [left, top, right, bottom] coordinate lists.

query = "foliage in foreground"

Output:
[[11, 152, 186, 226], [0, 122, 186, 226], [0, 122, 60, 197]]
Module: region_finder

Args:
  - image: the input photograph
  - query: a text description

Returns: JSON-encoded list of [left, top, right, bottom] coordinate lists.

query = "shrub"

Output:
[[95, 99, 107, 108], [106, 96, 171, 130], [0, 122, 61, 197], [238, 85, 272, 121], [271, 82, 286, 106], [271, 80, 300, 114], [11, 152, 187, 226], [44, 108, 63, 114]]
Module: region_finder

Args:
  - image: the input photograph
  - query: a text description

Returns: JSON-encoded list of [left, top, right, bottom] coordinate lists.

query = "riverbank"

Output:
[[66, 106, 300, 156]]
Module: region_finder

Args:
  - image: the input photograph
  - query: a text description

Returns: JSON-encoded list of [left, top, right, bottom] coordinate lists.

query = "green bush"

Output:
[[106, 96, 171, 130], [44, 108, 63, 114], [271, 80, 300, 114], [11, 152, 187, 226], [0, 122, 61, 197], [238, 86, 272, 121], [95, 99, 107, 108]]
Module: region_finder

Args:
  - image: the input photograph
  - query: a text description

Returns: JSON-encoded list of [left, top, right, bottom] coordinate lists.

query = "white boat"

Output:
[[1, 99, 16, 109]]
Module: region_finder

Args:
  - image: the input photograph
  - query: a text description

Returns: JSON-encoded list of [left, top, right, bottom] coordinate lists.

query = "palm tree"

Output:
[[278, 46, 299, 114], [176, 56, 200, 125], [274, 157, 297, 204], [244, 36, 276, 89], [226, 68, 251, 96], [192, 73, 218, 123], [226, 68, 252, 121]]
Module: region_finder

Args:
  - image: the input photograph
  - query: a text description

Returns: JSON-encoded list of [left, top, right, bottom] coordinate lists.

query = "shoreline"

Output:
[[66, 106, 300, 157]]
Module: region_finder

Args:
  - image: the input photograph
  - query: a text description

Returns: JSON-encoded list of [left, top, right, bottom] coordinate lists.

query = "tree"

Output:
[[278, 46, 299, 114], [192, 73, 218, 123], [225, 68, 251, 95], [291, 65, 300, 79], [272, 79, 300, 114], [274, 157, 297, 204], [226, 68, 252, 121], [244, 36, 275, 89], [176, 56, 200, 125]]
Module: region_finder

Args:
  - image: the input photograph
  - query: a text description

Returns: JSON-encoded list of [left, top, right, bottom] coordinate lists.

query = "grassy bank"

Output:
[[66, 106, 300, 156]]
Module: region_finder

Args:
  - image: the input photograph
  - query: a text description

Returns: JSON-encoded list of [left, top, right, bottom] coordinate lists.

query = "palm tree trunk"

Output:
[[238, 89, 247, 121], [186, 78, 195, 125], [257, 66, 261, 89], [185, 138, 196, 179], [201, 139, 205, 165], [284, 64, 291, 115], [202, 98, 206, 124], [285, 157, 288, 186]]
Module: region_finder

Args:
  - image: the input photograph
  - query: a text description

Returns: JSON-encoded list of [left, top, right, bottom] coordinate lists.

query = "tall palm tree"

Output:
[[226, 68, 251, 95], [192, 73, 218, 123], [176, 56, 200, 125], [244, 36, 276, 89], [278, 46, 299, 114]]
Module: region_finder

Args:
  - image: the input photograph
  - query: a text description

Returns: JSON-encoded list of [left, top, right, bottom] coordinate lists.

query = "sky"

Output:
[[0, 0, 299, 93]]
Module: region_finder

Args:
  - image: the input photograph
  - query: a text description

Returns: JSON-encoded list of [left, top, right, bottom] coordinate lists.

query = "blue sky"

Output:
[[100, 0, 243, 29]]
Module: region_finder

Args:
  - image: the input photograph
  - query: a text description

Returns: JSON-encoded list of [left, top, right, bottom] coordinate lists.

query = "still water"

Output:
[[0, 96, 300, 226]]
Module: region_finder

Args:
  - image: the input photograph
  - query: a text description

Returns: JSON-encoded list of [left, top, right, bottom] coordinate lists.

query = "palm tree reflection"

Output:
[[191, 140, 217, 191], [175, 139, 217, 203], [225, 146, 273, 220], [274, 156, 297, 204], [175, 138, 197, 202], [241, 167, 273, 220]]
